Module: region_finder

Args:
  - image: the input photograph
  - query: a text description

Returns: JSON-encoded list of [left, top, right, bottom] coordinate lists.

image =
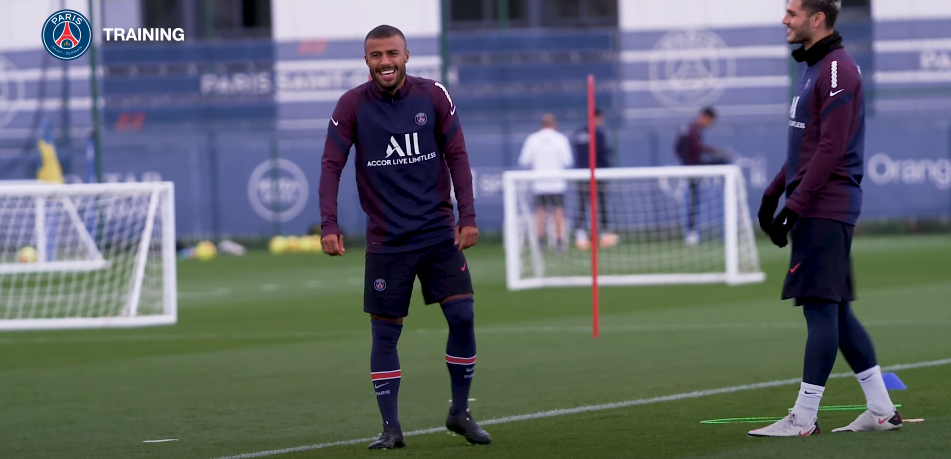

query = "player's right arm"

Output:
[[318, 90, 358, 256], [517, 134, 534, 169]]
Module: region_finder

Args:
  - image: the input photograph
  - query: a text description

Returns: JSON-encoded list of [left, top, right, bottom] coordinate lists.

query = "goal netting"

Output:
[[503, 165, 765, 290], [0, 181, 177, 330]]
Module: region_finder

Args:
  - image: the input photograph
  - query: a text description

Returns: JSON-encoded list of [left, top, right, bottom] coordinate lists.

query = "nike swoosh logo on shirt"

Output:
[[331, 117, 339, 126], [830, 89, 844, 97]]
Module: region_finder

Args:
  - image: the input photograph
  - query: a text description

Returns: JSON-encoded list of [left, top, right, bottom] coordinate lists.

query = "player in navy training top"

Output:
[[569, 107, 618, 249], [749, 0, 902, 438], [674, 106, 722, 246], [318, 25, 491, 448]]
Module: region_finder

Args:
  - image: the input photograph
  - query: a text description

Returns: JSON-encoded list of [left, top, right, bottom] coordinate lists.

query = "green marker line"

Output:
[[701, 417, 784, 424]]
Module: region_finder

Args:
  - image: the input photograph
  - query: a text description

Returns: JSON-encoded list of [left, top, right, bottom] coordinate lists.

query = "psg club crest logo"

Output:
[[415, 112, 427, 126], [42, 10, 92, 61], [374, 279, 387, 292]]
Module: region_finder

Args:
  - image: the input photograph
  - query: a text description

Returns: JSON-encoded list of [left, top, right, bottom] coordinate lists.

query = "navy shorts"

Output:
[[364, 238, 473, 318], [782, 218, 855, 306], [535, 194, 565, 209]]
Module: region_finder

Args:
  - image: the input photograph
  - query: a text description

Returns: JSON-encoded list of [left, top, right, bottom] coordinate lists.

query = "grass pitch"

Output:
[[1, 234, 950, 458]]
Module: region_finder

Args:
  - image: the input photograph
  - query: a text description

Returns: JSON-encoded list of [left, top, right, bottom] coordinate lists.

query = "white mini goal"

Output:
[[0, 181, 177, 330]]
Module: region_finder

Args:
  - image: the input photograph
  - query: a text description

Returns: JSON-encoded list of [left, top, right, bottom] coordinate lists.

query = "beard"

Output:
[[373, 65, 405, 92], [787, 25, 810, 44]]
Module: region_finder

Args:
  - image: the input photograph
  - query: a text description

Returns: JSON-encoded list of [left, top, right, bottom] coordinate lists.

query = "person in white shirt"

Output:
[[518, 114, 574, 252]]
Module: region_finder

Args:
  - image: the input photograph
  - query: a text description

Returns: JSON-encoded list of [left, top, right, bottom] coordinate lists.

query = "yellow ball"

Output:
[[286, 236, 301, 253], [195, 241, 217, 261], [298, 235, 314, 253], [269, 236, 288, 255], [18, 246, 37, 263]]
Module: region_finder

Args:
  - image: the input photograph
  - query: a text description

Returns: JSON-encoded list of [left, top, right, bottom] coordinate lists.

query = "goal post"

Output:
[[0, 181, 177, 330], [503, 164, 765, 291]]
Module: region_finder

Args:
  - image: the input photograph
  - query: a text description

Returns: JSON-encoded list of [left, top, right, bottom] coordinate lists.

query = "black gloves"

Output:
[[767, 207, 799, 248], [758, 195, 798, 248], [758, 195, 780, 235]]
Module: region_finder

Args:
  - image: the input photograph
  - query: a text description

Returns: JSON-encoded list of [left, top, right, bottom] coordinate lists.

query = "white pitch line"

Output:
[[2, 320, 947, 345], [210, 357, 951, 459], [178, 288, 232, 299]]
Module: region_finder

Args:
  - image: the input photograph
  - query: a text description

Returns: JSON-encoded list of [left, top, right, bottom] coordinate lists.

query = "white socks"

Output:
[[857, 365, 895, 416], [790, 382, 825, 426], [790, 366, 895, 426]]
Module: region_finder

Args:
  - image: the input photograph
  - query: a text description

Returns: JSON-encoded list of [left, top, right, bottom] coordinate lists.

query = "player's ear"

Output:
[[403, 48, 409, 64]]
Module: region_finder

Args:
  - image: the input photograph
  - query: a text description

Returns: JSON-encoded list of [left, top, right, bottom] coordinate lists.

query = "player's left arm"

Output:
[[759, 163, 787, 234], [432, 81, 478, 249], [785, 59, 860, 214]]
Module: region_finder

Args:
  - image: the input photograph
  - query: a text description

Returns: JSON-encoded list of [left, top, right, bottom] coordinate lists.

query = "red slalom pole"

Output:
[[587, 74, 599, 339]]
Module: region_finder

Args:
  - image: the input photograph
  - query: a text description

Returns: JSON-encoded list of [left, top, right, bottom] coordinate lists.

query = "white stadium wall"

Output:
[[872, 0, 951, 20], [273, 0, 440, 41], [619, 0, 785, 31], [617, 0, 791, 121], [0, 0, 98, 52]]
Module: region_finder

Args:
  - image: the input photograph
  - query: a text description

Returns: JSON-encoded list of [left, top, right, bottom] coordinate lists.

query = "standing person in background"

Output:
[[36, 119, 64, 185], [36, 119, 64, 263], [571, 107, 618, 250], [674, 106, 726, 246], [518, 113, 574, 252]]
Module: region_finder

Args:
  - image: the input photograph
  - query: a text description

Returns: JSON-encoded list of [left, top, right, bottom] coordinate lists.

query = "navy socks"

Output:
[[442, 297, 477, 415], [370, 318, 402, 431], [368, 297, 477, 430]]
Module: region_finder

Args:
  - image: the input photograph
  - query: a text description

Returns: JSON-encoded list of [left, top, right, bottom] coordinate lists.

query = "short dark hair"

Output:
[[801, 0, 840, 29], [700, 106, 716, 118], [365, 25, 406, 46]]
